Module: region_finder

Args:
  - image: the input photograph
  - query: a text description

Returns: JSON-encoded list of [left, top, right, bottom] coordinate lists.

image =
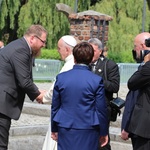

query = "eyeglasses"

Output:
[[34, 35, 46, 44]]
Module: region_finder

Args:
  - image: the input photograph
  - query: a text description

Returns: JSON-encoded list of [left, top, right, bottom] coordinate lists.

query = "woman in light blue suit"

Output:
[[51, 42, 108, 150]]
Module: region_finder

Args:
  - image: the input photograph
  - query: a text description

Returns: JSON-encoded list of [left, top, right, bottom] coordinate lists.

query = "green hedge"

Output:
[[108, 50, 135, 63], [38, 48, 61, 60], [39, 48, 135, 63]]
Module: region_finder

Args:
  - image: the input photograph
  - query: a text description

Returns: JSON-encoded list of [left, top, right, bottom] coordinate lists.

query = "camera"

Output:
[[132, 38, 150, 63], [140, 50, 150, 62], [132, 49, 150, 63], [145, 38, 150, 47]]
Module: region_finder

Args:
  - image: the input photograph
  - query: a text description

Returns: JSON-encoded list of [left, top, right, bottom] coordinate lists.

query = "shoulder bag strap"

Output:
[[104, 59, 118, 98], [104, 59, 108, 80]]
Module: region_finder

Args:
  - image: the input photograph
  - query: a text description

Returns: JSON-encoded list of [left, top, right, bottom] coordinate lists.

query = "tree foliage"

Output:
[[18, 0, 73, 48], [0, 0, 150, 62], [0, 0, 90, 48], [90, 0, 150, 62], [0, 0, 24, 42]]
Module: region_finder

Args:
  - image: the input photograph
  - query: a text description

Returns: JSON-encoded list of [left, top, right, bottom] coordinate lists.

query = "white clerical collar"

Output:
[[65, 54, 73, 62]]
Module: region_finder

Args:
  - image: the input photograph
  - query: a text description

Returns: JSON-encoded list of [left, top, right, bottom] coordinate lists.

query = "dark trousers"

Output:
[[99, 106, 111, 150], [0, 113, 11, 150], [131, 134, 150, 150]]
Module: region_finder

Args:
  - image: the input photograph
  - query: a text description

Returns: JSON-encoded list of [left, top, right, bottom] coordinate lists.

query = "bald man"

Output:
[[132, 32, 150, 63], [121, 32, 150, 150]]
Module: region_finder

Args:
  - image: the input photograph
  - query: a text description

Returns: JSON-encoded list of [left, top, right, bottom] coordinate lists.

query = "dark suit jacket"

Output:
[[90, 57, 120, 121], [127, 61, 150, 138], [121, 90, 138, 132], [0, 37, 40, 120], [90, 57, 120, 104], [51, 64, 108, 136]]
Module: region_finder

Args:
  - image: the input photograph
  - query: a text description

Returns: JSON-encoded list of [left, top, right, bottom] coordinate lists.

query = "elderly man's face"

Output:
[[90, 44, 102, 63], [133, 39, 143, 59], [57, 39, 69, 61]]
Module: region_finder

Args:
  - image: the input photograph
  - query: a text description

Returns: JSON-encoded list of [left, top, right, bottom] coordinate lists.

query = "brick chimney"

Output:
[[56, 4, 113, 49]]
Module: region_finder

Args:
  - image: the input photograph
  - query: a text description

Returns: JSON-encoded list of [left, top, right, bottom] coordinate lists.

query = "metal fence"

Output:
[[118, 63, 139, 84], [33, 59, 139, 83], [33, 59, 62, 81]]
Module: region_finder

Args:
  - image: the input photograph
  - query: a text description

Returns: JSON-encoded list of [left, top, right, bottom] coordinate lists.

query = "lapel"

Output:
[[95, 57, 105, 76]]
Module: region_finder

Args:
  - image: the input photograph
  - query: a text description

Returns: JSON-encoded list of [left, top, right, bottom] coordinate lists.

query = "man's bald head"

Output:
[[133, 32, 150, 62], [134, 32, 150, 46]]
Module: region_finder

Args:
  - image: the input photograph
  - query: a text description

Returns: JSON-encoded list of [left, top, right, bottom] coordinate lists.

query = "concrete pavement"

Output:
[[8, 83, 132, 150]]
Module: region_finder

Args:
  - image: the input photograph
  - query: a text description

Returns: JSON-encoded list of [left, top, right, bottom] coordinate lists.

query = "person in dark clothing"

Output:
[[88, 38, 120, 150], [121, 32, 150, 150], [121, 90, 139, 140], [0, 24, 47, 149]]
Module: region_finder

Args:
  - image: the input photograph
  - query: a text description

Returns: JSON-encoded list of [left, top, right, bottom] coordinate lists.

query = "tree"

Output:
[[90, 0, 150, 62], [0, 0, 91, 48], [0, 0, 150, 63]]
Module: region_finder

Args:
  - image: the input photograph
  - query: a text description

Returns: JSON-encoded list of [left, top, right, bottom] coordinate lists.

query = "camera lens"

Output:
[[145, 38, 150, 47]]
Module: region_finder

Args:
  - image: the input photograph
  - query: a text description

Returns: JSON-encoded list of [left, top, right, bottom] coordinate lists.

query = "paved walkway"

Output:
[[35, 82, 129, 99], [11, 82, 129, 129], [9, 82, 130, 150]]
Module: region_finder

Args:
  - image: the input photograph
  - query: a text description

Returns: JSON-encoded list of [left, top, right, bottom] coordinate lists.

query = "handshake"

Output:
[[35, 90, 47, 104], [35, 86, 53, 104]]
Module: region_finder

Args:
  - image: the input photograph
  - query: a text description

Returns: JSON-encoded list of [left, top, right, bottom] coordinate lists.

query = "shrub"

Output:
[[38, 48, 61, 60], [108, 50, 135, 63]]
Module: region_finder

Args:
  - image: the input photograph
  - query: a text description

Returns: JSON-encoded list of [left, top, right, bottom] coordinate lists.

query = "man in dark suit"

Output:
[[88, 38, 120, 150], [51, 42, 108, 150], [121, 32, 150, 149], [0, 24, 47, 149], [121, 90, 138, 140]]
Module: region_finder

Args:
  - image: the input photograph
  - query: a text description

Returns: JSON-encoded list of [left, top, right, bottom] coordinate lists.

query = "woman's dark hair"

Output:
[[73, 42, 94, 65]]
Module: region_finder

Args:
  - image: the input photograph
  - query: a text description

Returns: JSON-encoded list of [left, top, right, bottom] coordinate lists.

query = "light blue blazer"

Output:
[[51, 64, 108, 136]]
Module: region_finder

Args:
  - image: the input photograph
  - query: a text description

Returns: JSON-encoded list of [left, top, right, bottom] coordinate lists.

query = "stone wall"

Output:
[[56, 4, 113, 48], [68, 10, 112, 47]]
